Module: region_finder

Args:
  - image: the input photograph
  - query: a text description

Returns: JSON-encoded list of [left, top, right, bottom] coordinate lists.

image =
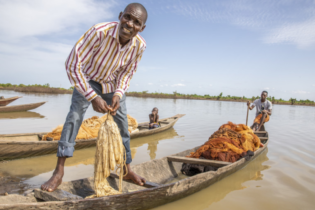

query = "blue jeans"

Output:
[[57, 80, 132, 164]]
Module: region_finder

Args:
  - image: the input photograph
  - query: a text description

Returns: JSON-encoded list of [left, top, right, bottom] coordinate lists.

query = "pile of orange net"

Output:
[[42, 114, 138, 141], [187, 122, 261, 162]]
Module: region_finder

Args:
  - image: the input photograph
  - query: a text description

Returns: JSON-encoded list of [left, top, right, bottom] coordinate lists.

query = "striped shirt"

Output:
[[65, 22, 146, 101]]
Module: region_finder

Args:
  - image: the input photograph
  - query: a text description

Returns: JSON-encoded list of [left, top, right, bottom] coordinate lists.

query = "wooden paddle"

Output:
[[246, 105, 249, 126]]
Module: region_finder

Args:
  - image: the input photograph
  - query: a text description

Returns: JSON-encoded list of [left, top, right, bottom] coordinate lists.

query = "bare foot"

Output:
[[41, 169, 63, 192], [260, 143, 264, 147], [124, 170, 146, 186]]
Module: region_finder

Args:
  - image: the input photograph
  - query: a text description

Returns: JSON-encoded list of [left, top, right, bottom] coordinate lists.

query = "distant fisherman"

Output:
[[41, 3, 148, 192], [247, 91, 272, 131]]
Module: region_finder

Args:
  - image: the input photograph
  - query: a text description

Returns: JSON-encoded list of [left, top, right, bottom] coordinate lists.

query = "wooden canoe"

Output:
[[0, 127, 268, 210], [0, 96, 22, 106], [0, 111, 45, 119], [0, 114, 185, 161], [0, 101, 46, 113]]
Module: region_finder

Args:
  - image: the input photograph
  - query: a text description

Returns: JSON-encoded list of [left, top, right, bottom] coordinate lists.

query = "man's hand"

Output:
[[91, 97, 109, 114], [111, 95, 120, 116], [247, 101, 251, 107], [262, 110, 268, 114]]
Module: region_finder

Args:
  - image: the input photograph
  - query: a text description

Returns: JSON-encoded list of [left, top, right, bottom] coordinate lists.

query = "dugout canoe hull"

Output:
[[0, 96, 22, 106], [0, 101, 46, 113], [0, 114, 185, 161], [0, 128, 269, 210]]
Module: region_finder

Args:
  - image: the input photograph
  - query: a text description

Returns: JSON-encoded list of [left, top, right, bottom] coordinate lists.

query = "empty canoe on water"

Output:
[[0, 101, 46, 113], [0, 96, 22, 106], [0, 127, 268, 210], [0, 114, 185, 161]]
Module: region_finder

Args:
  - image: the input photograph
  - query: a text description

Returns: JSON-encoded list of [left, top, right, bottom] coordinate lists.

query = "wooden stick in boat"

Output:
[[167, 156, 231, 167], [246, 105, 249, 126]]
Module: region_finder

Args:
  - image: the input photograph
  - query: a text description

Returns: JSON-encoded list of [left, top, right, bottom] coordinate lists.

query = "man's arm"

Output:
[[110, 46, 146, 115], [247, 101, 255, 110], [114, 46, 146, 99], [262, 109, 272, 116], [65, 26, 100, 102]]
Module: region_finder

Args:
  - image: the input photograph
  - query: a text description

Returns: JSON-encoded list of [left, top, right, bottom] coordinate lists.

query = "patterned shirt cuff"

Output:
[[84, 89, 98, 102], [114, 90, 124, 99]]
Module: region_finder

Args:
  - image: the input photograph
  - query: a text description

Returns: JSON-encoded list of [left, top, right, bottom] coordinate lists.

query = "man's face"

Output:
[[118, 6, 146, 43], [261, 92, 267, 101]]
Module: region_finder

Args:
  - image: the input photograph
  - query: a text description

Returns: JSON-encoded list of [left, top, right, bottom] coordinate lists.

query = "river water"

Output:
[[0, 90, 314, 210]]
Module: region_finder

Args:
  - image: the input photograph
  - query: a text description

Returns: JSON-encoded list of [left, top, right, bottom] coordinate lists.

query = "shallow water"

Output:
[[0, 90, 315, 209]]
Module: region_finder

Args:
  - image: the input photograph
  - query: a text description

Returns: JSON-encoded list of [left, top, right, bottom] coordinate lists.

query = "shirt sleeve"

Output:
[[252, 99, 258, 107], [114, 46, 146, 99], [65, 26, 100, 101]]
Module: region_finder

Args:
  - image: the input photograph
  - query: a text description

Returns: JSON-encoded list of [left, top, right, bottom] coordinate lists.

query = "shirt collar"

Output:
[[110, 22, 137, 48]]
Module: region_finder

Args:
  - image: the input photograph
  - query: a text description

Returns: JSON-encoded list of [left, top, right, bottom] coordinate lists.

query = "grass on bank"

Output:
[[0, 83, 74, 91], [127, 91, 315, 105], [1, 83, 313, 105]]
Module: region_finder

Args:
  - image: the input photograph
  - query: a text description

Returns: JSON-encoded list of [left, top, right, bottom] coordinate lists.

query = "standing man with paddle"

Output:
[[41, 3, 147, 192], [247, 91, 272, 131]]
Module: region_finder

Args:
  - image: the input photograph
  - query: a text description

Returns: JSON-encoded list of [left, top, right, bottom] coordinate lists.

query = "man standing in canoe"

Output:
[[41, 3, 147, 192], [247, 91, 272, 131]]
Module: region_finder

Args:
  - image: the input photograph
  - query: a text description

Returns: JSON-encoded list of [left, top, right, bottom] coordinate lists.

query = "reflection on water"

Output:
[[155, 149, 270, 210], [130, 128, 179, 159], [0, 128, 179, 188], [0, 90, 315, 209], [0, 111, 44, 119]]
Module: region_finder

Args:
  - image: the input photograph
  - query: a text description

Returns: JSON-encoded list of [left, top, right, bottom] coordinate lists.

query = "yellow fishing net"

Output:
[[86, 113, 126, 198], [42, 114, 138, 141]]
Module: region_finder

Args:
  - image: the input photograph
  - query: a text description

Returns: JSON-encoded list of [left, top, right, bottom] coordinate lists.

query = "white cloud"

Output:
[[312, 84, 315, 87], [172, 83, 186, 87], [264, 18, 315, 48], [160, 84, 168, 87], [264, 87, 270, 90], [148, 83, 153, 85], [293, 91, 310, 94], [0, 0, 115, 87], [0, 0, 115, 39], [161, 0, 315, 48]]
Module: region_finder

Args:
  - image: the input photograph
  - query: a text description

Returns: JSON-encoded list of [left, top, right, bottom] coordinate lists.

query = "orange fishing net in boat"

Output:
[[187, 122, 261, 162], [254, 113, 270, 124], [42, 114, 138, 141]]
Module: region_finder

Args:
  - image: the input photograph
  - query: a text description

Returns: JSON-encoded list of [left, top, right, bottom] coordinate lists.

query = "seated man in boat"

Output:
[[41, 3, 148, 192], [149, 107, 160, 129], [247, 90, 272, 131]]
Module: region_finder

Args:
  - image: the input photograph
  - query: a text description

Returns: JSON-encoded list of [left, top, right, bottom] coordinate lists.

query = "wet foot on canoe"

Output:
[[124, 170, 146, 186]]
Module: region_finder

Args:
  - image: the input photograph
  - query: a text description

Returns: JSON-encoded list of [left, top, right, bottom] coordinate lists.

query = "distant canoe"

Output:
[[0, 111, 45, 119], [0, 114, 185, 161], [0, 101, 46, 113], [0, 96, 22, 106]]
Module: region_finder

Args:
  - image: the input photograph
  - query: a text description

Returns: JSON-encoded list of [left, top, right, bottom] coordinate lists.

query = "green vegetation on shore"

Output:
[[127, 91, 315, 106], [1, 83, 314, 106], [0, 83, 73, 90], [0, 83, 73, 94]]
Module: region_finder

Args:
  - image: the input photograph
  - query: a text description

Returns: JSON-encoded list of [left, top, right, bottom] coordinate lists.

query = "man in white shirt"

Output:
[[247, 91, 272, 131]]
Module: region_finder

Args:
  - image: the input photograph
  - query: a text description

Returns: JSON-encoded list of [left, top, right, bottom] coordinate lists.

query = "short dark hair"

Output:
[[124, 3, 148, 23], [262, 90, 268, 95]]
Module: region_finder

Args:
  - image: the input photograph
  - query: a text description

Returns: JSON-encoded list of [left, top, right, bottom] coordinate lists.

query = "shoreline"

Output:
[[1, 86, 314, 107]]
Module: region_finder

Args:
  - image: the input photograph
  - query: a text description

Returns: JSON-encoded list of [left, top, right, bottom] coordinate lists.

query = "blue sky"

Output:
[[0, 0, 314, 100]]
